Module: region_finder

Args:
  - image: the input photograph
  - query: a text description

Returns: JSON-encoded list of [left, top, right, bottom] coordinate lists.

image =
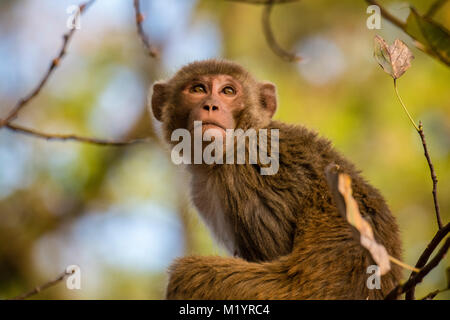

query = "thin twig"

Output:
[[393, 80, 442, 230], [6, 123, 151, 146], [0, 0, 96, 129], [9, 270, 73, 300], [227, 0, 302, 62], [405, 222, 449, 299], [385, 237, 449, 300], [417, 122, 443, 230], [420, 288, 449, 300], [133, 0, 159, 58], [425, 0, 448, 18], [261, 0, 302, 62]]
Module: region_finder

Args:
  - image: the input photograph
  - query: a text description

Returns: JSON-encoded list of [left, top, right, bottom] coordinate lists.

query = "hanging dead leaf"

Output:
[[374, 35, 414, 79], [337, 173, 391, 275], [325, 165, 420, 275]]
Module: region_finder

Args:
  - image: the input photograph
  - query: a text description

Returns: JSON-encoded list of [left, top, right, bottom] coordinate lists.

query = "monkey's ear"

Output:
[[260, 82, 277, 118], [151, 82, 168, 121]]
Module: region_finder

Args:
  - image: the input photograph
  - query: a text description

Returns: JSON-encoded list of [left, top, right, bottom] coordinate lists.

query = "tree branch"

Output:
[[8, 270, 73, 300], [420, 288, 449, 300], [393, 81, 442, 230], [133, 0, 159, 58], [385, 237, 449, 300], [391, 80, 446, 299], [405, 222, 449, 299], [227, 0, 302, 62], [261, 0, 302, 62], [0, 1, 154, 148], [0, 0, 96, 129], [5, 123, 152, 146], [417, 122, 443, 230]]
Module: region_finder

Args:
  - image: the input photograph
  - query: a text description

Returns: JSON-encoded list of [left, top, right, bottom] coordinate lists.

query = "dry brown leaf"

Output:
[[374, 35, 414, 79], [337, 173, 391, 275]]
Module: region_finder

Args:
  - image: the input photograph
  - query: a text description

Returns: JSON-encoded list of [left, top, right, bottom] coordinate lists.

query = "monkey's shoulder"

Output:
[[268, 121, 389, 210], [268, 120, 350, 172], [270, 121, 333, 153]]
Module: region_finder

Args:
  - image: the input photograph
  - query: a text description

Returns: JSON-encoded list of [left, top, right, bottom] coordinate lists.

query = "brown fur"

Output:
[[151, 59, 402, 300]]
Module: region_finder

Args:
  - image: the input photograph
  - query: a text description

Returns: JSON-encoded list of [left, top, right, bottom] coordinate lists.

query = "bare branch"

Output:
[[133, 0, 159, 58], [420, 288, 449, 300], [394, 80, 442, 230], [417, 122, 443, 230], [385, 237, 450, 300], [392, 79, 446, 298], [228, 0, 301, 61], [0, 0, 96, 129], [8, 270, 73, 300], [405, 222, 449, 299], [261, 1, 302, 62], [0, 0, 153, 148], [6, 123, 152, 146]]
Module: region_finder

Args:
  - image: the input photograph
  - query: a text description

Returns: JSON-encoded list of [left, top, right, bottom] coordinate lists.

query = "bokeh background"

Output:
[[0, 0, 448, 299]]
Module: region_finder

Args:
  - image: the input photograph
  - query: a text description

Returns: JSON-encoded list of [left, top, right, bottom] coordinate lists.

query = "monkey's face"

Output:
[[151, 60, 278, 147], [179, 74, 244, 137], [152, 75, 245, 140]]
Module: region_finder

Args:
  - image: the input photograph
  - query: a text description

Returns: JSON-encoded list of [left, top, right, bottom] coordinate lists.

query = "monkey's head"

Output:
[[151, 59, 277, 144]]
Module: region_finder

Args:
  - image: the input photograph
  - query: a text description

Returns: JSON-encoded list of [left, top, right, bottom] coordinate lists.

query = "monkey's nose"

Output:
[[203, 105, 219, 112]]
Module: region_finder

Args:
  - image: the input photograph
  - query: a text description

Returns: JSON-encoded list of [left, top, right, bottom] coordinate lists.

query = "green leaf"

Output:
[[406, 7, 450, 65]]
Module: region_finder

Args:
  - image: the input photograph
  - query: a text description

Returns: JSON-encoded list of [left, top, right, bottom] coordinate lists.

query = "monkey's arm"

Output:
[[166, 255, 293, 300], [166, 211, 396, 300]]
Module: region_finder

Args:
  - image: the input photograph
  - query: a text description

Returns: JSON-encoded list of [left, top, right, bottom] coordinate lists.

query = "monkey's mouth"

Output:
[[194, 121, 226, 132]]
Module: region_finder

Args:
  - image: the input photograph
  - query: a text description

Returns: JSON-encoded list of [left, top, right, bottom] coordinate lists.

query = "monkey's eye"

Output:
[[190, 84, 206, 94], [222, 86, 236, 95]]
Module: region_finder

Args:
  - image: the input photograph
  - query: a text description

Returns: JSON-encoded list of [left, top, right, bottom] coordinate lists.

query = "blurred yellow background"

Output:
[[0, 0, 448, 299]]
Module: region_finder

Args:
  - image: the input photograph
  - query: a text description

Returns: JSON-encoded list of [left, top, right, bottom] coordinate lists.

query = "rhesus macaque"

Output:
[[151, 59, 402, 299]]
